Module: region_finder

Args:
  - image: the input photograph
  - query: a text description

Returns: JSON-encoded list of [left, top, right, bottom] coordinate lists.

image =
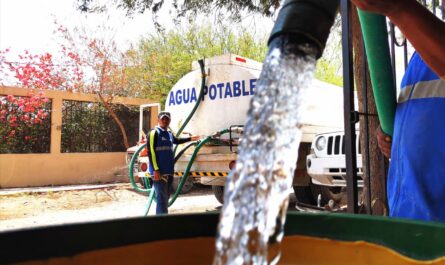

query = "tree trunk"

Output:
[[351, 7, 388, 215], [96, 58, 130, 150], [97, 92, 130, 149]]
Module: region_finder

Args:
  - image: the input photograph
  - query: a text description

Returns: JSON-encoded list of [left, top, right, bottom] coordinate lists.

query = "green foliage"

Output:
[[124, 23, 268, 105], [315, 59, 343, 87], [314, 24, 343, 87]]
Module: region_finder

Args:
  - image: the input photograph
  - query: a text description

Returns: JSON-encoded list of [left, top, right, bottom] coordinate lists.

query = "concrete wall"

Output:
[[0, 153, 127, 188], [0, 86, 159, 188]]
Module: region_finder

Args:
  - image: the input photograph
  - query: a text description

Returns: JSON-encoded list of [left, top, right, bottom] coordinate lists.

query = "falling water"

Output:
[[213, 40, 318, 265]]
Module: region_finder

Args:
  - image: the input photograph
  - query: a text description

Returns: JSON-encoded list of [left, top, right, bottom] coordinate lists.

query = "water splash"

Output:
[[213, 44, 317, 265]]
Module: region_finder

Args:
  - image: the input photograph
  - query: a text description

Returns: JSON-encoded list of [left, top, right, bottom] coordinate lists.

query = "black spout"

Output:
[[268, 0, 340, 59]]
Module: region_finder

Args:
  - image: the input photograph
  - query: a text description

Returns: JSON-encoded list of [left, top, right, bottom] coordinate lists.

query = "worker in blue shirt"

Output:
[[147, 111, 200, 214], [351, 0, 445, 221]]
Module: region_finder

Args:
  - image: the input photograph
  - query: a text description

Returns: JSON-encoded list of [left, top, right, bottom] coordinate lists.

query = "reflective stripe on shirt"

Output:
[[398, 79, 445, 103], [155, 146, 172, 151], [149, 130, 159, 170]]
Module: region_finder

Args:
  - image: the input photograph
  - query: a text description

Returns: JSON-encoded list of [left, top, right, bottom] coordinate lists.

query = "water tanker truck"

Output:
[[128, 54, 345, 205]]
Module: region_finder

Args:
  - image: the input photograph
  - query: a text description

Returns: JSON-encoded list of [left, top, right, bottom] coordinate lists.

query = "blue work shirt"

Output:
[[147, 126, 191, 176], [388, 52, 445, 222]]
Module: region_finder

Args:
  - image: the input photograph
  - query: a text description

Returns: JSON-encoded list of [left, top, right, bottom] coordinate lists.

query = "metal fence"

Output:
[[61, 101, 140, 153], [390, 0, 444, 84]]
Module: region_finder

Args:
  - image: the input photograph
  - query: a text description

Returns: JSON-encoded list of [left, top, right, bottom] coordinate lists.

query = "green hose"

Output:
[[172, 59, 206, 155], [130, 58, 207, 213], [168, 129, 229, 207], [144, 188, 155, 216], [130, 129, 230, 214], [357, 10, 397, 136], [128, 143, 152, 194], [141, 142, 197, 215], [176, 59, 206, 137]]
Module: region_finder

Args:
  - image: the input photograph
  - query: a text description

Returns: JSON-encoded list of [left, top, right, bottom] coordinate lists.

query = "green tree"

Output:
[[78, 0, 281, 21], [124, 22, 268, 105]]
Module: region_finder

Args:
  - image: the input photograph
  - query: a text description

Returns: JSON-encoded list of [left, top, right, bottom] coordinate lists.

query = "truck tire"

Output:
[[320, 186, 345, 204], [212, 186, 225, 204], [293, 185, 316, 205], [173, 176, 194, 194]]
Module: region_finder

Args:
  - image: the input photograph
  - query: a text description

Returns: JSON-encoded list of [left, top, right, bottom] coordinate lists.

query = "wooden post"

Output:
[[50, 97, 63, 154]]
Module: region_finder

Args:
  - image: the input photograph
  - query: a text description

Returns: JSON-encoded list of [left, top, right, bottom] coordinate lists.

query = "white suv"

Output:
[[306, 131, 363, 187]]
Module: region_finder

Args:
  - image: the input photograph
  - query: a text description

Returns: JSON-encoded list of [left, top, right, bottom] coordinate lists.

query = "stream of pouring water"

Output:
[[213, 44, 317, 265]]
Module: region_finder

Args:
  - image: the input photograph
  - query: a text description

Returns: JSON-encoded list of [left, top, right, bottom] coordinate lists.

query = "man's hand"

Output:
[[153, 170, 161, 181], [376, 126, 392, 158], [191, 135, 200, 141], [350, 0, 404, 16]]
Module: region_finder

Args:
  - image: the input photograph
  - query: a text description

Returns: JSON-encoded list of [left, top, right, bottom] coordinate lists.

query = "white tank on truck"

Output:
[[163, 54, 344, 205], [165, 54, 261, 138]]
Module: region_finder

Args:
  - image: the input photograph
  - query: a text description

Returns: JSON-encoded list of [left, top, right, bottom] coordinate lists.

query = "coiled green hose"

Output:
[[128, 129, 229, 214]]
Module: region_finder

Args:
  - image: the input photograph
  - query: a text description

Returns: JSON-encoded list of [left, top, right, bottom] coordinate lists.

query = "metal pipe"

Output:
[[268, 0, 340, 59], [341, 0, 359, 214]]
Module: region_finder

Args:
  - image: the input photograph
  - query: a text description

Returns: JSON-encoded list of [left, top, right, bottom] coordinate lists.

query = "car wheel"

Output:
[[293, 185, 316, 205]]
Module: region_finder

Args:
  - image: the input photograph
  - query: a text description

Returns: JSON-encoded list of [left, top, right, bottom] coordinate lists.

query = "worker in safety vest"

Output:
[[147, 111, 200, 214], [351, 0, 445, 221]]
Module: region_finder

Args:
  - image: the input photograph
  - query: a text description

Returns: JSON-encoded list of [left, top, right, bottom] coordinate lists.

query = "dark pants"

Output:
[[153, 175, 173, 215]]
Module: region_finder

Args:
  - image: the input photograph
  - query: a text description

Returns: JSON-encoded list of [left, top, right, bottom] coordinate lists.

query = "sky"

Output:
[[0, 0, 275, 87], [0, 0, 274, 56], [1, 0, 405, 90], [0, 0, 167, 55]]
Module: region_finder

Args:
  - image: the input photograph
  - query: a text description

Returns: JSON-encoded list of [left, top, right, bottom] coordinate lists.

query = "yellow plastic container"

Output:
[[2, 212, 445, 264]]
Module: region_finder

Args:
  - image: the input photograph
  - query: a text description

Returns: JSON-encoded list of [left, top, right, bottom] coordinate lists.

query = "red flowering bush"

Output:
[[0, 21, 136, 152], [0, 94, 51, 153]]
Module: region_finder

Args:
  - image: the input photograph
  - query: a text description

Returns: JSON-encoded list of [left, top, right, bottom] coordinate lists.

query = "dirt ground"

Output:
[[0, 181, 302, 232], [0, 183, 221, 232]]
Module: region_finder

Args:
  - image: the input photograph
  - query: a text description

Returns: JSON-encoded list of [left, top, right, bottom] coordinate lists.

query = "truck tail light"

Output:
[[140, 163, 148, 172], [235, 57, 246, 63], [229, 160, 236, 170]]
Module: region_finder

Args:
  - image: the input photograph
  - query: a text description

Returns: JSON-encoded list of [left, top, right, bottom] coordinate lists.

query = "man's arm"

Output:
[[376, 126, 392, 158], [351, 0, 445, 78], [172, 135, 200, 144]]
